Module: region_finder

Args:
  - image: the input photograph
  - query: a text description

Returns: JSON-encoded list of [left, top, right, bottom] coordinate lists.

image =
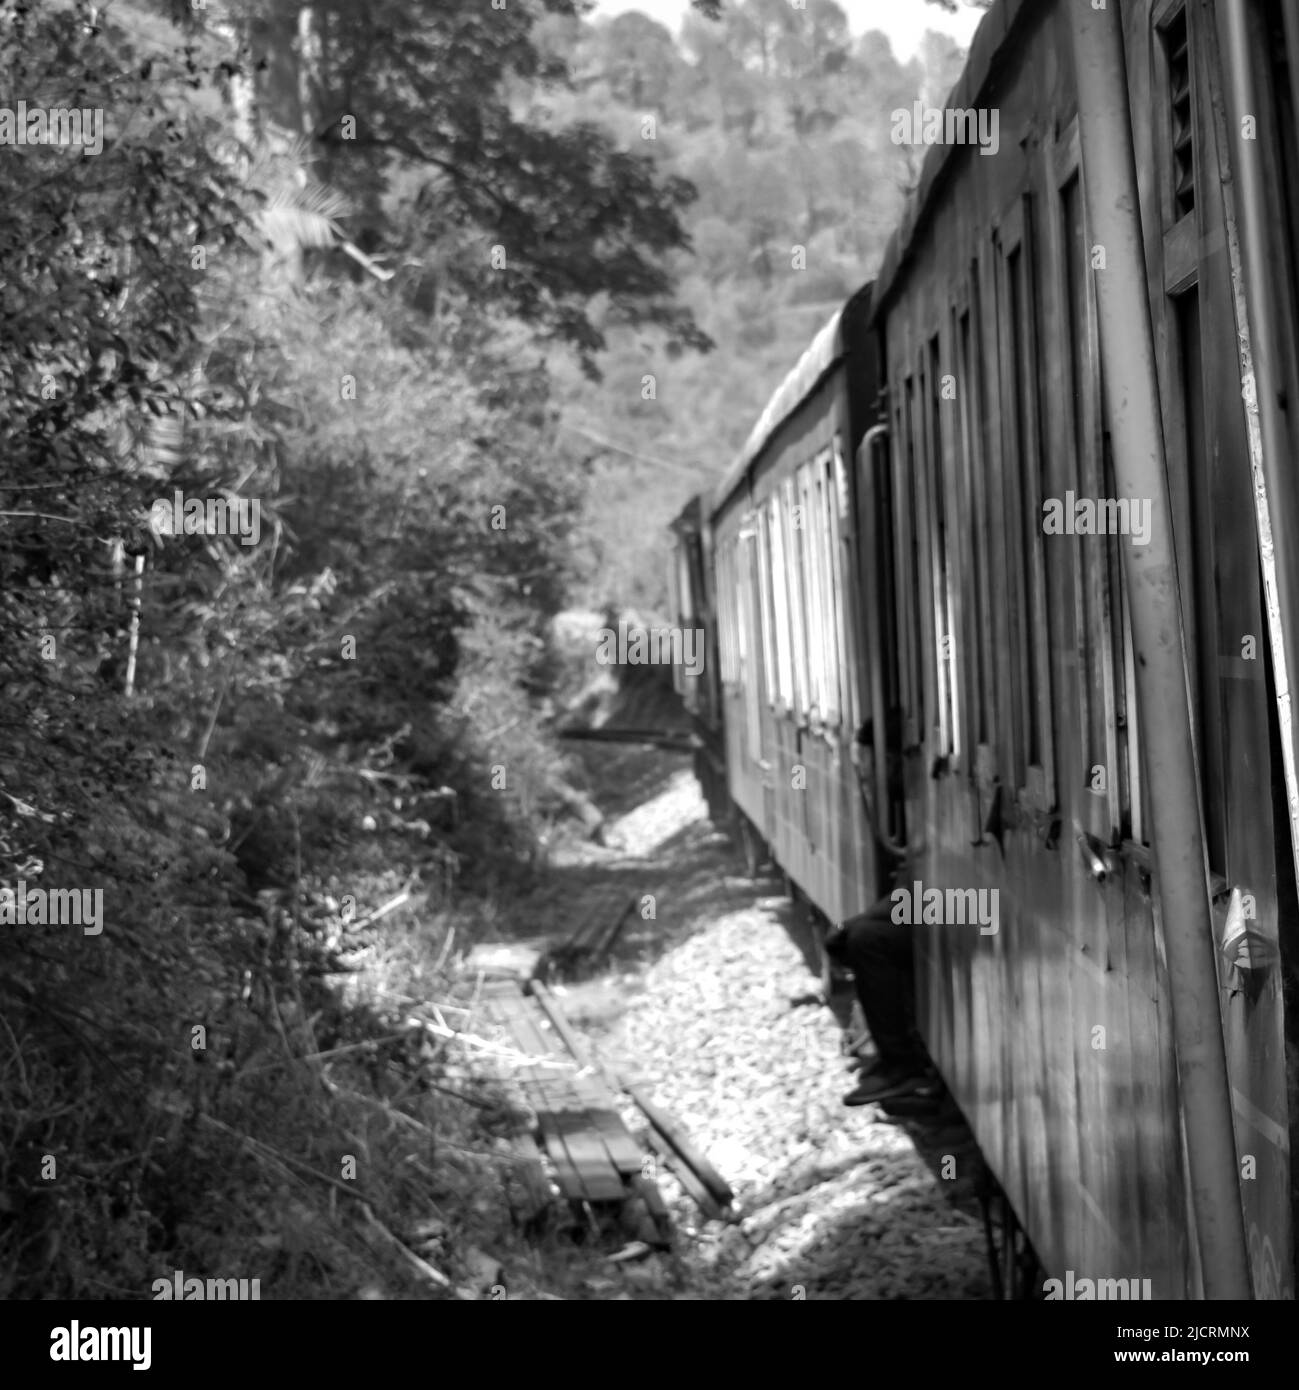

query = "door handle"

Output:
[[1076, 826, 1110, 882]]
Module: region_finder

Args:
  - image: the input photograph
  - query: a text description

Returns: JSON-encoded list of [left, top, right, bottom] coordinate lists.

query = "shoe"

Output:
[[847, 1053, 884, 1075], [842, 1068, 931, 1107], [878, 1092, 944, 1118], [823, 923, 850, 963], [878, 1079, 945, 1116]]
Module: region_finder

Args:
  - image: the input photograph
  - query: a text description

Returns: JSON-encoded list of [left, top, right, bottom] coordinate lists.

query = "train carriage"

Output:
[[706, 285, 886, 925], [671, 0, 1299, 1299]]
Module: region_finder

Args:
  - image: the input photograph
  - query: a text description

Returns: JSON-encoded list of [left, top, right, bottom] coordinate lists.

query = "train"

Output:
[[668, 0, 1299, 1299]]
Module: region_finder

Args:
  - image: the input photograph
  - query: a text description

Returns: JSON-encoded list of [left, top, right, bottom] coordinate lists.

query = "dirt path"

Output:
[[535, 742, 993, 1300]]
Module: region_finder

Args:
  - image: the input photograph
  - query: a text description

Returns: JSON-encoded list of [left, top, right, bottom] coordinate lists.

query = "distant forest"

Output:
[[549, 2, 971, 610]]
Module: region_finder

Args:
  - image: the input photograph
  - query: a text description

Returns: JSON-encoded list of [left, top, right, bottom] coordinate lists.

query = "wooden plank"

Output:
[[565, 888, 620, 950], [524, 983, 647, 1180], [529, 1093, 626, 1202], [502, 988, 570, 1067], [590, 895, 637, 963], [532, 1113, 591, 1202], [486, 987, 591, 1202], [547, 885, 637, 977], [584, 1106, 645, 1177], [547, 1112, 626, 1203], [522, 1077, 625, 1204], [499, 986, 626, 1204], [530, 980, 729, 1203], [464, 941, 547, 981], [475, 993, 575, 1210], [534, 1054, 643, 1180], [492, 982, 645, 1202]]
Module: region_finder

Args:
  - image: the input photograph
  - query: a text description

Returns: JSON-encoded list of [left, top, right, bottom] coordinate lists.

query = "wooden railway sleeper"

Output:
[[529, 980, 735, 1212]]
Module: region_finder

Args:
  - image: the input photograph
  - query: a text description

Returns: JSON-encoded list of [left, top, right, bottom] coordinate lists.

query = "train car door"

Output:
[[1185, 0, 1297, 1294]]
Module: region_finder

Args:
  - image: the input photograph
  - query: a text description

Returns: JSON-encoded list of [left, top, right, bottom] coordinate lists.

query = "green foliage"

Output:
[[0, 0, 694, 1299], [194, 0, 714, 376]]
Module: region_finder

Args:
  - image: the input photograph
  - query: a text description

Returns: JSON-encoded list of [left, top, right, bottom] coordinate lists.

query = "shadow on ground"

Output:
[[464, 686, 997, 1301]]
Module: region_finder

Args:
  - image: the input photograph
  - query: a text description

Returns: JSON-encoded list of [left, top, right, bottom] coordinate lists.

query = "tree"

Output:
[[582, 12, 685, 112], [179, 0, 713, 375], [680, 10, 762, 141], [917, 31, 970, 108]]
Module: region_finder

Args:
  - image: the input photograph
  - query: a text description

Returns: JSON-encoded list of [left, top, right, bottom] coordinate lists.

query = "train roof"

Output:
[[710, 282, 872, 518], [669, 491, 704, 536], [870, 0, 1028, 321]]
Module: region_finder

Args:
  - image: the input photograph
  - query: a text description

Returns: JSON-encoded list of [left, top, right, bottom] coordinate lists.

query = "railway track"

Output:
[[459, 747, 992, 1298], [558, 724, 698, 753]]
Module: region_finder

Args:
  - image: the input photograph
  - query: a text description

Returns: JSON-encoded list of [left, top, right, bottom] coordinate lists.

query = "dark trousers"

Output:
[[834, 895, 925, 1070]]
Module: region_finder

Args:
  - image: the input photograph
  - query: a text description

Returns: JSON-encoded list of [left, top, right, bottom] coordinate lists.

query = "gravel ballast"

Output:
[[547, 752, 993, 1300]]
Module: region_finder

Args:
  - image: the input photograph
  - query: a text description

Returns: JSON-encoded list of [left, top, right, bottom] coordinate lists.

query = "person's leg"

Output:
[[841, 904, 923, 1068], [838, 903, 930, 1105]]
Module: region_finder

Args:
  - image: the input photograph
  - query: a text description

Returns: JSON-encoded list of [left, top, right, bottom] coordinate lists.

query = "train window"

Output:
[[730, 535, 745, 695], [870, 406, 902, 732], [957, 299, 991, 751], [794, 468, 812, 718], [675, 544, 693, 626], [727, 536, 744, 691], [1061, 173, 1111, 831], [1060, 169, 1140, 840], [1103, 428, 1153, 849], [895, 385, 912, 737], [1004, 246, 1032, 777], [927, 333, 956, 760], [1174, 289, 1227, 872], [816, 452, 841, 728], [667, 546, 680, 632], [713, 541, 724, 682], [1159, 5, 1195, 219], [995, 203, 1055, 805], [915, 348, 934, 747], [899, 376, 925, 747], [715, 538, 733, 685], [737, 527, 763, 762], [1016, 225, 1054, 804], [768, 495, 794, 710], [798, 461, 826, 722], [756, 504, 776, 710], [1101, 429, 1139, 841], [785, 478, 810, 720], [807, 466, 824, 722], [832, 437, 858, 730], [795, 465, 816, 719]]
